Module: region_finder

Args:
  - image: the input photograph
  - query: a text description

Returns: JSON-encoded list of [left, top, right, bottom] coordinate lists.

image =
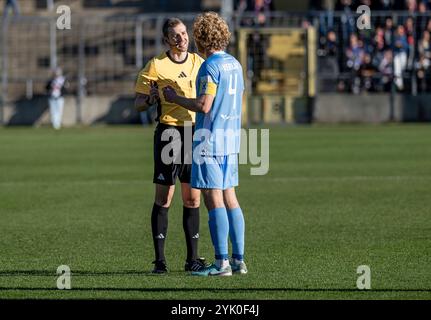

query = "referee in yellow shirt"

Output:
[[135, 18, 206, 274]]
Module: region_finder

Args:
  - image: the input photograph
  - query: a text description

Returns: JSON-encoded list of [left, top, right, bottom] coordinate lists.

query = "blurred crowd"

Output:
[[235, 0, 275, 26], [316, 0, 431, 93]]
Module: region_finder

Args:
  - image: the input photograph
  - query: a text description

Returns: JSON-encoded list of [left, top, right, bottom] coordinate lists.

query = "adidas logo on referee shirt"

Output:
[[178, 71, 187, 78]]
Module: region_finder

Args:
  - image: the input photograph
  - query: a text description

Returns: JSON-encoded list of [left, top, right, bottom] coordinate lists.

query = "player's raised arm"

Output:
[[162, 86, 214, 114]]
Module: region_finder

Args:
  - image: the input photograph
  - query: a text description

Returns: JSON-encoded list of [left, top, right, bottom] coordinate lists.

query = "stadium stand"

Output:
[[316, 0, 431, 94]]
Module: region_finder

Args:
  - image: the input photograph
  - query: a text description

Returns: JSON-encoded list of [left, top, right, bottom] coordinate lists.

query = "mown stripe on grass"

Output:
[[1, 175, 431, 187]]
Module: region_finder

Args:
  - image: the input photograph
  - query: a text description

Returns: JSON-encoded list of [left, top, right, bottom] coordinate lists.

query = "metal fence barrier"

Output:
[[0, 11, 306, 124], [1, 10, 431, 125]]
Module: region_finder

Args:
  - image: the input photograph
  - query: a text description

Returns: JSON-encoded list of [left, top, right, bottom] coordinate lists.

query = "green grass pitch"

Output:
[[0, 124, 430, 299]]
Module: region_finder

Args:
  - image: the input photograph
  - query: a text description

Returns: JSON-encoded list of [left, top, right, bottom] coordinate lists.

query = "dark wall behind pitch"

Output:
[[314, 94, 431, 123], [2, 93, 431, 126]]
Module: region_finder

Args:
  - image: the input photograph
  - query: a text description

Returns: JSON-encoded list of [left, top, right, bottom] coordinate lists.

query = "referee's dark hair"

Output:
[[162, 17, 185, 42]]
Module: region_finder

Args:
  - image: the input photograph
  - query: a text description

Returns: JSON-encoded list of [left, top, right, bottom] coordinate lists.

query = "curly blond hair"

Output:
[[193, 12, 231, 52]]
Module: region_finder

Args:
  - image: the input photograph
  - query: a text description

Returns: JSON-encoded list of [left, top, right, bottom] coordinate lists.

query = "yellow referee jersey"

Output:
[[135, 51, 204, 126]]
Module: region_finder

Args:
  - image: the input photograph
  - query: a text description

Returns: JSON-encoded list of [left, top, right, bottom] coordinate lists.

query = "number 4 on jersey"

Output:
[[228, 73, 238, 110]]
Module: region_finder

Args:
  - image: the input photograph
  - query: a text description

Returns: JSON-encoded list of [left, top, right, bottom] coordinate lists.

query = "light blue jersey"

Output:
[[191, 51, 244, 190], [194, 51, 244, 156]]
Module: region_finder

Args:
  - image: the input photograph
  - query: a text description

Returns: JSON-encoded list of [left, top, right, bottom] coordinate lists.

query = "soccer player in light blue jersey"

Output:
[[163, 12, 247, 276]]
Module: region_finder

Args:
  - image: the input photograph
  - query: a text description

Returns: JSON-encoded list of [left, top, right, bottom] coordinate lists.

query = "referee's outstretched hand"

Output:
[[163, 86, 177, 103]]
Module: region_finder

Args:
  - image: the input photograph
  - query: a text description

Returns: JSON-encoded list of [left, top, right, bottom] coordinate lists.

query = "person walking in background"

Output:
[[2, 0, 20, 20], [46, 68, 67, 130], [393, 25, 409, 90]]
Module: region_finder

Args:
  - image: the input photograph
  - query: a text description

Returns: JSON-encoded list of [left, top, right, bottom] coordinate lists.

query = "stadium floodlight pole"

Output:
[[155, 17, 163, 55], [49, 17, 57, 70], [221, 0, 234, 21], [48, 0, 57, 70], [26, 79, 33, 100], [221, 0, 234, 41], [135, 17, 143, 69]]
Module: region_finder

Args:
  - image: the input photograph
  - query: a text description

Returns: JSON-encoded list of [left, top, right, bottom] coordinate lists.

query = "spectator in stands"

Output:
[[346, 33, 365, 71], [358, 0, 372, 7], [417, 29, 431, 91], [375, 0, 396, 10], [335, 0, 354, 11], [346, 33, 365, 93], [372, 26, 387, 72], [373, 26, 386, 53], [254, 0, 274, 26], [358, 12, 374, 54], [396, 1, 415, 24], [235, 0, 250, 26], [416, 2, 428, 36], [405, 16, 416, 69], [418, 30, 431, 62], [392, 0, 407, 10], [384, 17, 395, 48], [235, 0, 274, 27], [405, 0, 417, 14], [372, 1, 394, 25], [393, 25, 409, 90], [426, 19, 431, 34], [46, 68, 68, 130], [325, 30, 339, 58], [405, 17, 415, 46], [336, 0, 355, 45], [2, 0, 20, 20], [359, 53, 378, 92], [421, 0, 431, 10], [318, 30, 340, 76], [378, 49, 394, 91], [315, 0, 334, 37], [315, 0, 431, 94], [416, 55, 431, 92]]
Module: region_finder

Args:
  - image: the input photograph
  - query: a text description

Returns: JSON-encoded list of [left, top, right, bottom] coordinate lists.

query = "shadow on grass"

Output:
[[0, 287, 430, 292], [0, 270, 150, 276], [0, 270, 430, 293]]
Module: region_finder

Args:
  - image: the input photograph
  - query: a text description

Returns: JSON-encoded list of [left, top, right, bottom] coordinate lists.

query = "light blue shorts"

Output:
[[191, 153, 239, 190]]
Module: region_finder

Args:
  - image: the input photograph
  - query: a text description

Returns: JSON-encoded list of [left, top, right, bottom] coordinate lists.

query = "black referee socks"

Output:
[[151, 203, 169, 262], [151, 204, 200, 263], [183, 206, 200, 262]]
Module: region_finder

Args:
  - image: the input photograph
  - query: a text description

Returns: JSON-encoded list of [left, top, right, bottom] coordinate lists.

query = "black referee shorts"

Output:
[[153, 123, 194, 186]]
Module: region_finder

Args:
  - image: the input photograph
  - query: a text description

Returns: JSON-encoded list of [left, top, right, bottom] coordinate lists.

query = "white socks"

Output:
[[215, 259, 230, 269]]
